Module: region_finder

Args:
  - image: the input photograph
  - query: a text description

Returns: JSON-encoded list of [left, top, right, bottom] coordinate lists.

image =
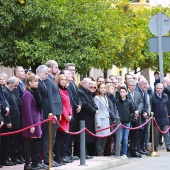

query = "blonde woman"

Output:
[[22, 72, 42, 170]]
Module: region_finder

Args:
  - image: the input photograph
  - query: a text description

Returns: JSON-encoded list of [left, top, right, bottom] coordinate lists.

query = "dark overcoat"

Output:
[[152, 92, 169, 126], [74, 86, 98, 143], [2, 86, 20, 129]]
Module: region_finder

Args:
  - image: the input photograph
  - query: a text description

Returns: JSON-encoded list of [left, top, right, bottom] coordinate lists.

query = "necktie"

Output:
[[20, 81, 25, 91], [42, 80, 47, 90], [131, 92, 134, 101], [159, 94, 161, 98]]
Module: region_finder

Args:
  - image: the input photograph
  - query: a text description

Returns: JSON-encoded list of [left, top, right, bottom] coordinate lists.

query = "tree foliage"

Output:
[[0, 0, 170, 74]]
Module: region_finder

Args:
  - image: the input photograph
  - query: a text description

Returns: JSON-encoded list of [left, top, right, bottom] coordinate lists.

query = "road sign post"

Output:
[[149, 13, 170, 82]]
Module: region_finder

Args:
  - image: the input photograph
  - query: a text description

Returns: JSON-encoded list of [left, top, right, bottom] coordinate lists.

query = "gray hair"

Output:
[[45, 60, 57, 68], [139, 78, 147, 84], [156, 83, 163, 88], [7, 76, 19, 84], [127, 79, 136, 85], [36, 65, 49, 74], [65, 63, 75, 69]]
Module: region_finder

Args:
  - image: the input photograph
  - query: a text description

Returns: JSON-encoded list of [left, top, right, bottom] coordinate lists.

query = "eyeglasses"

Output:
[[91, 86, 96, 89], [106, 82, 112, 84]]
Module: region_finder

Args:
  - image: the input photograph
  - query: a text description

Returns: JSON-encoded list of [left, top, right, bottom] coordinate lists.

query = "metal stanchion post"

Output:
[[48, 113, 53, 170], [80, 121, 86, 165], [147, 112, 159, 157], [115, 117, 120, 157]]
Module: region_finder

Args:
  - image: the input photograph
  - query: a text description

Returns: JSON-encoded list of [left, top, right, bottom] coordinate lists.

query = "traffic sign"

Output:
[[149, 13, 170, 36], [149, 36, 170, 52]]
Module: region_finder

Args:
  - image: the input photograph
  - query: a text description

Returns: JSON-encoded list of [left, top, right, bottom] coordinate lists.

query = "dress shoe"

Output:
[[44, 160, 61, 167], [167, 148, 170, 152], [11, 158, 23, 164], [85, 155, 93, 159], [19, 157, 25, 163], [0, 165, 3, 168], [131, 152, 142, 158], [137, 149, 147, 155], [1, 159, 13, 166], [70, 155, 79, 160], [54, 159, 67, 165], [62, 157, 72, 163], [32, 162, 48, 169]]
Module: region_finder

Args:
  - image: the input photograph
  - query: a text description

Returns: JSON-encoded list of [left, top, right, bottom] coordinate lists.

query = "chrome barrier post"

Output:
[[147, 112, 159, 157], [80, 121, 86, 165], [115, 117, 120, 157]]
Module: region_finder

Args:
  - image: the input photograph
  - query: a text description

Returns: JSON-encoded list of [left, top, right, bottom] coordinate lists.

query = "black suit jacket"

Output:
[[2, 86, 20, 129], [75, 85, 98, 143], [38, 79, 50, 119], [44, 74, 62, 116], [14, 81, 24, 112], [68, 81, 82, 122], [135, 86, 149, 125]]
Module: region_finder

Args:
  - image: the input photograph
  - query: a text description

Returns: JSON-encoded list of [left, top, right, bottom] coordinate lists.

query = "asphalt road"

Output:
[[107, 150, 170, 170]]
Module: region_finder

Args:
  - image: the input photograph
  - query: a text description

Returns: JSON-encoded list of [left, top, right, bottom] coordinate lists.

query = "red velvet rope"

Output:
[[96, 124, 116, 132], [154, 119, 170, 134], [121, 117, 152, 130], [1, 116, 168, 137], [0, 117, 53, 136], [53, 117, 85, 135], [85, 124, 122, 138]]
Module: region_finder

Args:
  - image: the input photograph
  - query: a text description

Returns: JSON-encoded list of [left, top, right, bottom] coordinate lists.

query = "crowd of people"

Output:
[[0, 60, 170, 170]]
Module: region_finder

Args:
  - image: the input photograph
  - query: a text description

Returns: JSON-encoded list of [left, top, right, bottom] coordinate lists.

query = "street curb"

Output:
[[54, 156, 129, 170]]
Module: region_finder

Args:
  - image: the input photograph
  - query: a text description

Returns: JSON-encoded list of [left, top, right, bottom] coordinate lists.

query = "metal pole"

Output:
[[147, 112, 159, 156], [80, 120, 86, 165], [115, 117, 120, 157], [158, 13, 164, 82], [48, 113, 53, 170]]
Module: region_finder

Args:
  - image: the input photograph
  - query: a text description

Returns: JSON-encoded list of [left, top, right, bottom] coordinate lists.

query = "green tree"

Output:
[[0, 0, 117, 74], [1, 0, 170, 74]]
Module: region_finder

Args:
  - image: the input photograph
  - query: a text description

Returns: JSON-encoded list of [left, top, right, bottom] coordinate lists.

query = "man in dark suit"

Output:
[[0, 77, 10, 166], [135, 78, 149, 155], [34, 65, 49, 169], [44, 60, 62, 167], [1, 77, 21, 165], [74, 78, 98, 157], [60, 69, 81, 161], [13, 66, 26, 164], [162, 77, 170, 121], [127, 79, 143, 158], [152, 83, 170, 151], [64, 63, 82, 159]]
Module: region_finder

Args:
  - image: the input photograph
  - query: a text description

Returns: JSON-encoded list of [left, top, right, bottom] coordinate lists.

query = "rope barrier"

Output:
[[96, 124, 116, 132], [52, 117, 85, 135], [121, 117, 152, 130], [0, 115, 169, 137], [154, 119, 170, 134], [85, 124, 121, 138], [0, 117, 53, 136]]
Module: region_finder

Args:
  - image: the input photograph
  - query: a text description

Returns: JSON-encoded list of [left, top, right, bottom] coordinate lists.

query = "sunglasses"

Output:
[[91, 86, 96, 89]]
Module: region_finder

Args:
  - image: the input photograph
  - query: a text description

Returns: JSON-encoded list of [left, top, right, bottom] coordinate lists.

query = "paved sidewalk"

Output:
[[1, 156, 129, 170], [1, 144, 167, 170]]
